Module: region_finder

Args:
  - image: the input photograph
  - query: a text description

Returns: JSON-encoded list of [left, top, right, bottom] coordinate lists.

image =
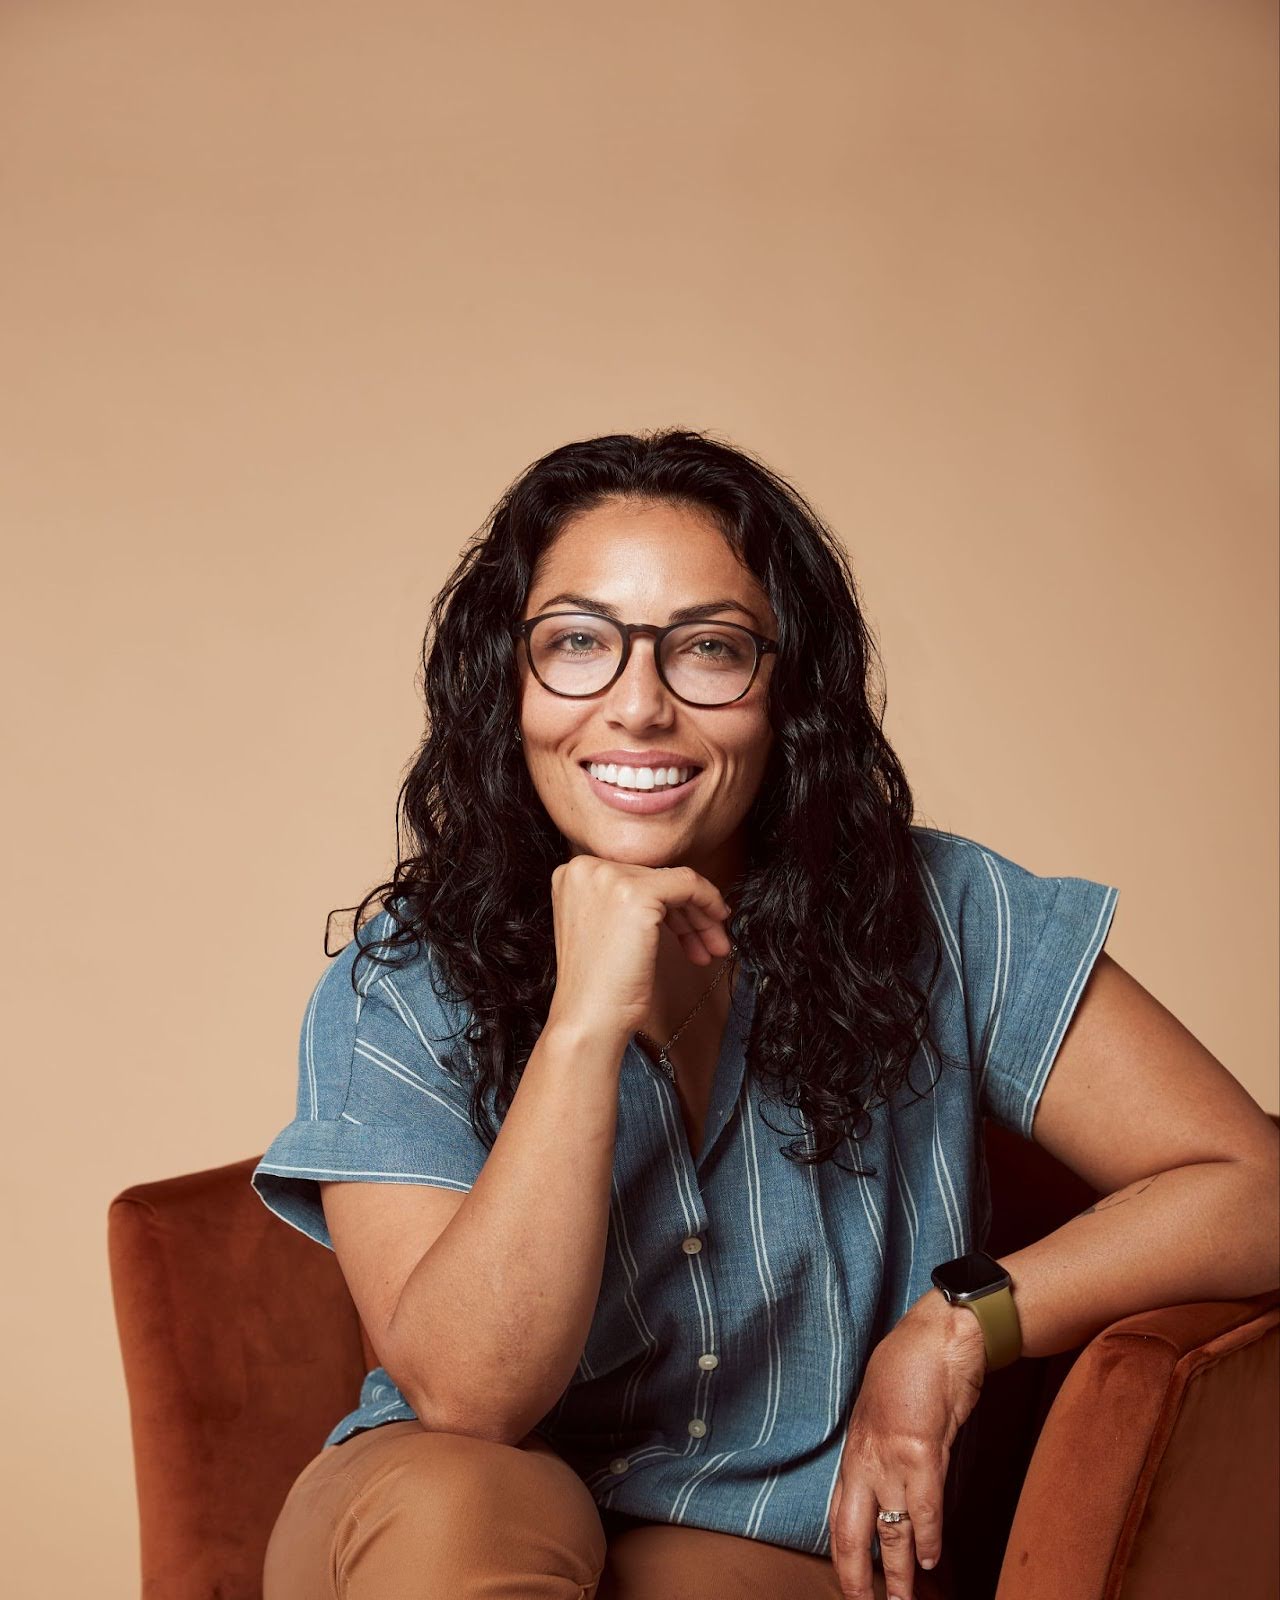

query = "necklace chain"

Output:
[[636, 944, 739, 1083]]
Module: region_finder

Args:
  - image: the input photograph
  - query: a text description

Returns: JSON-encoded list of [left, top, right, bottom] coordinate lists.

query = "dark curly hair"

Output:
[[329, 427, 967, 1176]]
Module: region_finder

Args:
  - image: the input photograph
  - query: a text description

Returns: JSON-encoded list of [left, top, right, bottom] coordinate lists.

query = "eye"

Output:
[[681, 632, 747, 662], [547, 628, 607, 653]]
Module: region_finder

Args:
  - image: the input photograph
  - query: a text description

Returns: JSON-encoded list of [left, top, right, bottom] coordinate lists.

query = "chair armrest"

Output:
[[995, 1290, 1280, 1600]]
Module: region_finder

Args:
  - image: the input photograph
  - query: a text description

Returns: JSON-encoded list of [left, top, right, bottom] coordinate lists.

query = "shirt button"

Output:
[[687, 1419, 707, 1438], [681, 1236, 703, 1253], [609, 1457, 630, 1475], [697, 1353, 719, 1370]]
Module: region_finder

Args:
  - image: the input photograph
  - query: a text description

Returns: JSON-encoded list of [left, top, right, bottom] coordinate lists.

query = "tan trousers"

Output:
[[261, 1418, 902, 1599]]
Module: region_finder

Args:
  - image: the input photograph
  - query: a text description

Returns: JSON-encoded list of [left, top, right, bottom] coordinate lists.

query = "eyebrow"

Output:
[[532, 591, 761, 626]]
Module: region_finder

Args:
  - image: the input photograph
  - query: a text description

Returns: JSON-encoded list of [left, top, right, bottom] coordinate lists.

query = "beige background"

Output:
[[2, 1, 1275, 1593]]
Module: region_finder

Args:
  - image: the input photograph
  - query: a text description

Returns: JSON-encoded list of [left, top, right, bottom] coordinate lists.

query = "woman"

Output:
[[252, 428, 1278, 1600]]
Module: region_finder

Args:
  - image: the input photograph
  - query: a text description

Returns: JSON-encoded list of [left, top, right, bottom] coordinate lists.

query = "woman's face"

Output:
[[516, 497, 778, 885]]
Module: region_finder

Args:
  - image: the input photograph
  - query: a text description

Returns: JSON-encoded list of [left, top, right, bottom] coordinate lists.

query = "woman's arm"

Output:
[[374, 1014, 629, 1444], [907, 952, 1280, 1354]]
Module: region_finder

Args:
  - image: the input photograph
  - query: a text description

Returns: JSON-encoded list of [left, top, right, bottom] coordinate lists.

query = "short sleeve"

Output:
[[913, 826, 1120, 1140], [251, 915, 491, 1250]]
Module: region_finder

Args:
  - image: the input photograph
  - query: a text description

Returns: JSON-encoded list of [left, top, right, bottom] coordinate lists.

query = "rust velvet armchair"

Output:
[[108, 1114, 1280, 1600]]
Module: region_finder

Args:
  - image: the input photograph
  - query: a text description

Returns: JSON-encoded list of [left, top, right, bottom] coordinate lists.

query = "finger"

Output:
[[670, 907, 731, 959], [902, 1458, 946, 1576], [873, 1481, 917, 1600], [663, 899, 730, 963], [829, 1477, 878, 1599], [659, 868, 732, 941], [679, 936, 716, 965], [878, 1456, 948, 1600], [662, 905, 717, 963]]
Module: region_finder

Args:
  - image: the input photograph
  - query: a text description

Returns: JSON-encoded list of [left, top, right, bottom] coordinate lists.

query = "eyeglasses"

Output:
[[513, 610, 778, 708]]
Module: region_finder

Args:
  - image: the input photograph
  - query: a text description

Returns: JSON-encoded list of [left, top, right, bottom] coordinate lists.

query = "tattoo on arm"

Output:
[[1074, 1174, 1160, 1218]]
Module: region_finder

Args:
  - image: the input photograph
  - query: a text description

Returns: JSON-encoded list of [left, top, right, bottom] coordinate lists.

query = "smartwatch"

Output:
[[930, 1250, 1022, 1370]]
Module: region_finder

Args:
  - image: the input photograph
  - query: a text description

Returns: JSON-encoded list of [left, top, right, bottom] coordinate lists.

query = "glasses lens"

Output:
[[660, 622, 757, 705], [526, 615, 758, 705], [527, 614, 624, 696]]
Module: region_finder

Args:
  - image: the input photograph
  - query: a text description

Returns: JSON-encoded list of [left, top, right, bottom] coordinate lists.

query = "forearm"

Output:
[[910, 1156, 1280, 1360], [388, 1017, 627, 1443]]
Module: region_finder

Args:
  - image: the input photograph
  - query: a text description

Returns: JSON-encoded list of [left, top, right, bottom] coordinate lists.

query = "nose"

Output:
[[605, 635, 674, 722]]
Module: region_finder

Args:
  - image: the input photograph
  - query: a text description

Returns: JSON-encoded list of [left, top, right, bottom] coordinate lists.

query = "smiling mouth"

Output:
[[579, 760, 702, 791]]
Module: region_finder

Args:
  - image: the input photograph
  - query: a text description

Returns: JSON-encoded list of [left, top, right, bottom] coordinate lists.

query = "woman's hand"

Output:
[[544, 855, 734, 1042], [828, 1294, 988, 1600]]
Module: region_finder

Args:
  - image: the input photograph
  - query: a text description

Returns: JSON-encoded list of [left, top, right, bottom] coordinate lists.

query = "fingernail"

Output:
[[921, 1556, 937, 1569]]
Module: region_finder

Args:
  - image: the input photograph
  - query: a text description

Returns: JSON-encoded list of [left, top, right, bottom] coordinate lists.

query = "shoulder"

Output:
[[908, 821, 1120, 985], [908, 822, 1008, 934], [909, 820, 1033, 879], [253, 910, 487, 1250], [906, 824, 1002, 1004], [910, 822, 1121, 1136], [909, 822, 988, 892], [909, 821, 1095, 916], [314, 907, 464, 1009], [300, 910, 471, 1076]]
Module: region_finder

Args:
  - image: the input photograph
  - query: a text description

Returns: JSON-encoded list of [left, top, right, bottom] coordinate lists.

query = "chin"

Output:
[[571, 827, 692, 868]]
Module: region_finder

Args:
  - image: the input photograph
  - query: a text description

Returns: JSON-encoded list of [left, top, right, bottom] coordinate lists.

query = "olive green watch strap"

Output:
[[960, 1284, 1022, 1370]]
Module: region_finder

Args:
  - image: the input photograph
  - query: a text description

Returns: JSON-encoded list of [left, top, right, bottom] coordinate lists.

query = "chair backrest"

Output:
[[109, 1155, 371, 1600]]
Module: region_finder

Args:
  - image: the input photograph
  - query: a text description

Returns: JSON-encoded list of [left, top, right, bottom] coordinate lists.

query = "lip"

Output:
[[579, 749, 703, 769], [581, 763, 704, 814]]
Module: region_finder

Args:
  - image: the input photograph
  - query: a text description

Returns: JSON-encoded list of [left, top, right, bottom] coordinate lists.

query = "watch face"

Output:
[[931, 1250, 1011, 1302]]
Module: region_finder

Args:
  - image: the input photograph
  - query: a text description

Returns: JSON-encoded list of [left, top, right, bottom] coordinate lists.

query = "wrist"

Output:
[[907, 1287, 987, 1351], [539, 1012, 629, 1064]]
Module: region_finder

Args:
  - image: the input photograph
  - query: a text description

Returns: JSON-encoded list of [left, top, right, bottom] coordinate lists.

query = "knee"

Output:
[[340, 1427, 606, 1589], [377, 1427, 581, 1519]]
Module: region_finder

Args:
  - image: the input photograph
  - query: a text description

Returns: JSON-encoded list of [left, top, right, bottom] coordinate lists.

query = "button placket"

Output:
[[677, 1230, 719, 1444]]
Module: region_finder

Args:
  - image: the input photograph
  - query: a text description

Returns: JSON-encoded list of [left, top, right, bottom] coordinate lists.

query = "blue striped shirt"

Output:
[[251, 824, 1119, 1558]]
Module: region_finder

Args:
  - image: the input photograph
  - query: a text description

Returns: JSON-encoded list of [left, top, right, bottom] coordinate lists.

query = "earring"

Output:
[[514, 729, 523, 743]]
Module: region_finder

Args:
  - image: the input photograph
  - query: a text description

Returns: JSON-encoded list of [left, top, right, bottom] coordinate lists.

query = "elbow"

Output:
[[1232, 1152, 1280, 1296], [376, 1353, 460, 1437], [398, 1373, 533, 1448], [425, 1413, 533, 1448], [377, 1331, 508, 1441]]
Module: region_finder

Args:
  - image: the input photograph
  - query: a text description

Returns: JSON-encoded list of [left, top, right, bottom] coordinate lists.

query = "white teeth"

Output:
[[586, 762, 693, 790]]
